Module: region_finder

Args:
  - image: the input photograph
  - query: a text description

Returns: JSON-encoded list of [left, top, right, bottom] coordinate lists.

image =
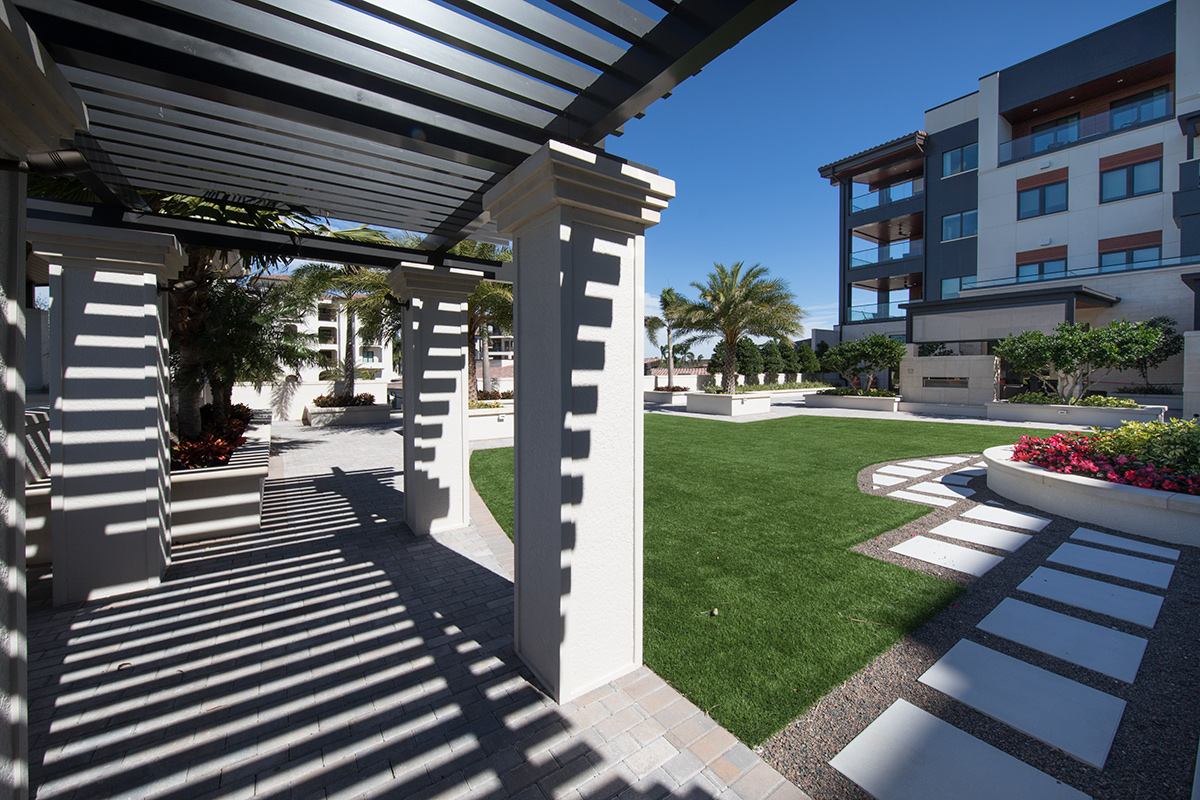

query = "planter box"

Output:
[[302, 403, 392, 427], [644, 390, 690, 404], [171, 412, 272, 543], [984, 401, 1165, 428], [685, 392, 771, 416], [804, 394, 900, 412], [984, 445, 1200, 547], [759, 388, 826, 400], [1111, 393, 1182, 415], [469, 406, 514, 439]]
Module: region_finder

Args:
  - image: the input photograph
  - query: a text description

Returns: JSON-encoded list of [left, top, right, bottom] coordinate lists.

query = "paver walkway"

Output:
[[26, 417, 806, 800]]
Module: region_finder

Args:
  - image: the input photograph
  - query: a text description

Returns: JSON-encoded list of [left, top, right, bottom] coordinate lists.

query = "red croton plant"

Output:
[[1011, 433, 1200, 496], [171, 404, 253, 469]]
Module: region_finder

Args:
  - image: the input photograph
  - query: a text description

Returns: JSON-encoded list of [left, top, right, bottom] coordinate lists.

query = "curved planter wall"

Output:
[[302, 403, 392, 427], [685, 392, 771, 416], [984, 401, 1165, 428], [171, 412, 272, 543], [469, 407, 514, 439], [644, 390, 690, 404], [804, 394, 900, 412], [983, 445, 1200, 547]]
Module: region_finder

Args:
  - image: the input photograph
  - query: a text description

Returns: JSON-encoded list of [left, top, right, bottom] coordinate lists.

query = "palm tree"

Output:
[[680, 262, 806, 393], [468, 282, 514, 403], [291, 263, 403, 397], [644, 288, 703, 388]]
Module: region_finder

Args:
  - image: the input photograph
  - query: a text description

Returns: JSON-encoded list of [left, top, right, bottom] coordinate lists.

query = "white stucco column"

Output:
[[387, 270, 480, 535], [27, 223, 183, 605], [484, 141, 674, 702]]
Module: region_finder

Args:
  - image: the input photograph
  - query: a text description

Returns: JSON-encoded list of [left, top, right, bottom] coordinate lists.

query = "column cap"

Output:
[[483, 140, 675, 236], [26, 218, 185, 281], [387, 267, 482, 300]]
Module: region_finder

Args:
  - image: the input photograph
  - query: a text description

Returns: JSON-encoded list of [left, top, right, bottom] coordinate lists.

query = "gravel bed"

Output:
[[758, 454, 1200, 800]]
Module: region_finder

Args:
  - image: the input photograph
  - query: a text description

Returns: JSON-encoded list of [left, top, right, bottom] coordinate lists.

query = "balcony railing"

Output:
[[999, 91, 1173, 164], [850, 238, 923, 268], [968, 253, 1200, 291], [846, 300, 907, 322], [850, 178, 924, 213]]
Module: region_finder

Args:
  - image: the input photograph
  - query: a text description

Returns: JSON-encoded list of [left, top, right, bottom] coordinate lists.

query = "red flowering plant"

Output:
[[1011, 431, 1200, 496], [172, 403, 255, 469]]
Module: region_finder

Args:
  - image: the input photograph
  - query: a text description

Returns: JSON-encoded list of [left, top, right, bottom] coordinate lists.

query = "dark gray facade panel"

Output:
[[923, 119, 979, 296], [997, 2, 1175, 114]]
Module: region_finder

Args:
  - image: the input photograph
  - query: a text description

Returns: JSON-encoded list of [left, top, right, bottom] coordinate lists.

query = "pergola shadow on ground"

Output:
[[26, 421, 802, 799]]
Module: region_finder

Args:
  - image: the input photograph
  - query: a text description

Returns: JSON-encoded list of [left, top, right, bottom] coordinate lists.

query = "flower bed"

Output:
[[1010, 432, 1200, 495]]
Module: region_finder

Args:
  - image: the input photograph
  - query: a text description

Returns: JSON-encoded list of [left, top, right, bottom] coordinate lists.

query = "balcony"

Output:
[[999, 91, 1173, 165], [846, 300, 906, 322], [851, 177, 924, 213], [317, 306, 337, 322], [850, 238, 923, 269], [317, 327, 338, 345], [969, 253, 1200, 291]]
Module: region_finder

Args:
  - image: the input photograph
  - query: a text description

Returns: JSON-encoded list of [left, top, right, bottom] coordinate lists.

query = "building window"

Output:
[[1099, 246, 1161, 272], [942, 143, 979, 177], [941, 210, 978, 241], [1030, 114, 1079, 154], [1100, 159, 1161, 202], [941, 275, 977, 299], [1017, 259, 1067, 282], [1110, 86, 1170, 131], [1017, 181, 1068, 219]]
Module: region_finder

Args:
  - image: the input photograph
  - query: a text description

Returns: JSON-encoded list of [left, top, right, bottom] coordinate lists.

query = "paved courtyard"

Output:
[[26, 417, 805, 800]]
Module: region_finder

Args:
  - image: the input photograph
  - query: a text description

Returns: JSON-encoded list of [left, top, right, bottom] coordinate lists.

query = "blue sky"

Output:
[[619, 0, 1162, 357]]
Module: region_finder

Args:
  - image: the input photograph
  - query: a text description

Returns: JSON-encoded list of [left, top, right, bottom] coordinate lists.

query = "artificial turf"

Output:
[[469, 414, 1060, 744]]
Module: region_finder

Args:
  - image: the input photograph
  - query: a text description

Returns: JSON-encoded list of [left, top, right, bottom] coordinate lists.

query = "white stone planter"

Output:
[[804, 394, 901, 412], [685, 392, 771, 416], [302, 403, 392, 427], [171, 412, 272, 544], [644, 390, 690, 404], [469, 406, 514, 439], [984, 401, 1165, 428], [984, 445, 1200, 547], [760, 388, 827, 400], [1111, 393, 1182, 415]]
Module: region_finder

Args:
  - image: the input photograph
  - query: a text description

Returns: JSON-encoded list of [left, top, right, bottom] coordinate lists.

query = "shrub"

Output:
[[1073, 395, 1139, 408], [1012, 429, 1200, 495], [477, 390, 514, 401], [735, 381, 830, 393], [1005, 392, 1059, 405], [172, 433, 246, 470], [657, 385, 690, 392], [1115, 385, 1178, 395], [817, 387, 897, 397], [1089, 419, 1200, 476], [312, 393, 376, 408], [469, 401, 503, 409]]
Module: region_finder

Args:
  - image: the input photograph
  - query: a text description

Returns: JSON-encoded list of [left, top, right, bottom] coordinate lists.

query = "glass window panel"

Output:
[[1017, 189, 1040, 219], [941, 278, 960, 299], [1132, 161, 1161, 195], [962, 209, 978, 237], [1043, 259, 1067, 277], [1043, 182, 1068, 214], [943, 150, 961, 176], [942, 214, 961, 241], [1131, 246, 1160, 263], [1100, 251, 1127, 272], [1017, 263, 1039, 282], [963, 143, 978, 171], [961, 275, 977, 290], [1100, 169, 1128, 202]]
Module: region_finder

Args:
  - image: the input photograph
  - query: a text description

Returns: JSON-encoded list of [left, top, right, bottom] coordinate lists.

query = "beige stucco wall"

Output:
[[1184, 331, 1200, 420], [899, 348, 999, 404]]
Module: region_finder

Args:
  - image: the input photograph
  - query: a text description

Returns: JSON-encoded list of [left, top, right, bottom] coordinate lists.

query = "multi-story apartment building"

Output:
[[818, 0, 1200, 389]]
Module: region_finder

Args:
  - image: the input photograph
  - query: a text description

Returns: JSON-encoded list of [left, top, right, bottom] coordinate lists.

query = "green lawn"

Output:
[[469, 414, 1058, 744]]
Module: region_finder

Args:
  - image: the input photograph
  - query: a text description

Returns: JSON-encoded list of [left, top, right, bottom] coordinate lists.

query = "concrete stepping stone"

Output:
[[872, 474, 906, 487], [919, 640, 1126, 769], [977, 598, 1148, 682], [888, 490, 957, 508], [1047, 543, 1174, 589], [930, 520, 1031, 553], [890, 537, 1004, 577], [1070, 527, 1179, 561], [830, 699, 1089, 800], [927, 456, 971, 464], [971, 461, 987, 468], [1017, 567, 1163, 627], [962, 505, 1051, 532], [939, 473, 974, 486], [899, 459, 954, 470], [955, 467, 987, 477], [878, 465, 930, 478], [909, 481, 975, 500]]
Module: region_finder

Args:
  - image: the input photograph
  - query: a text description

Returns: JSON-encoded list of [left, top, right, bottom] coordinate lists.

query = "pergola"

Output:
[[0, 1, 794, 793]]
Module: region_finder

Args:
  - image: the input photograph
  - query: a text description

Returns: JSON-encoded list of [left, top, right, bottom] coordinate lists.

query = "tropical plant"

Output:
[[1127, 316, 1184, 386], [819, 334, 905, 393], [468, 282, 514, 404], [680, 263, 805, 393], [819, 341, 864, 388], [645, 288, 704, 390]]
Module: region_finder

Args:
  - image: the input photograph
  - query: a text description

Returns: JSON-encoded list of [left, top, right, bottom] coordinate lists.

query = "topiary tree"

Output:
[[857, 334, 908, 388], [793, 342, 820, 375], [759, 341, 784, 384], [1127, 316, 1184, 387], [820, 340, 863, 388], [737, 338, 764, 385]]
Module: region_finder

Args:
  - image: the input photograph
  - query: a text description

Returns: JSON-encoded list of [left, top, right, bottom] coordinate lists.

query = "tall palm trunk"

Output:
[[722, 336, 737, 393], [467, 329, 478, 405], [343, 305, 357, 396], [481, 329, 492, 393], [666, 326, 675, 388], [170, 248, 216, 438]]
